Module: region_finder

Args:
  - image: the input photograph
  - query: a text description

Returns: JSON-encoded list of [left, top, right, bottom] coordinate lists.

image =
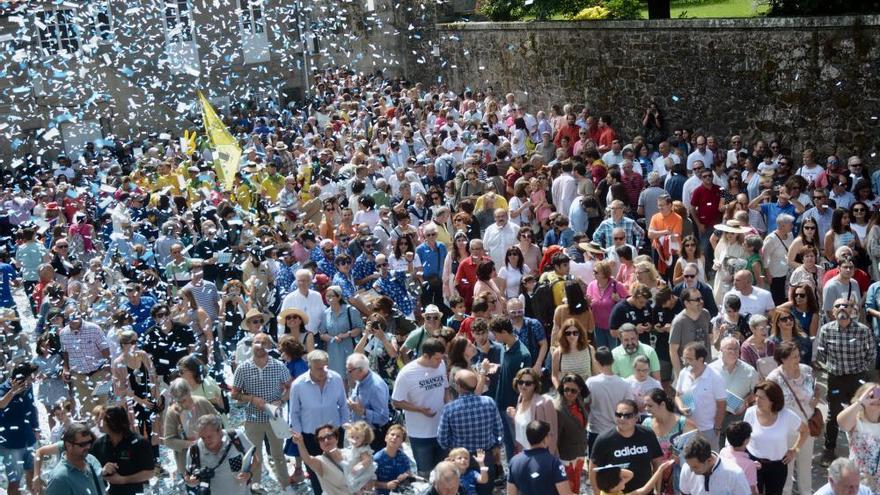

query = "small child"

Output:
[[49, 400, 73, 442], [720, 421, 760, 495], [342, 421, 377, 494], [445, 296, 467, 332], [594, 459, 675, 495], [447, 448, 487, 495]]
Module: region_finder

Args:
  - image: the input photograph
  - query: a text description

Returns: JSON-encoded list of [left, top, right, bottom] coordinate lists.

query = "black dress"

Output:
[[128, 361, 158, 458]]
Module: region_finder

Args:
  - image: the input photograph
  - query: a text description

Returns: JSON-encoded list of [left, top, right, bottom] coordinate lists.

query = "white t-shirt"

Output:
[[391, 360, 448, 438], [498, 265, 531, 299], [723, 287, 775, 317], [814, 482, 872, 495], [679, 456, 751, 495], [281, 289, 327, 333], [743, 406, 803, 460], [675, 366, 726, 431]]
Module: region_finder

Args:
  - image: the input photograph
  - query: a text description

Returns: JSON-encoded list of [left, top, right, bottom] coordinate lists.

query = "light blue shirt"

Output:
[[289, 369, 350, 435], [813, 481, 872, 495], [349, 370, 390, 428]]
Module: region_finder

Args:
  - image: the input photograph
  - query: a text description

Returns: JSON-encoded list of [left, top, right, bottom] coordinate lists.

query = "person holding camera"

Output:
[[90, 405, 155, 495], [185, 414, 257, 495]]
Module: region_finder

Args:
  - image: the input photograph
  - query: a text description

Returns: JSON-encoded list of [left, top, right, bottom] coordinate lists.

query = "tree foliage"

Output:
[[764, 0, 880, 15], [479, 0, 640, 20]]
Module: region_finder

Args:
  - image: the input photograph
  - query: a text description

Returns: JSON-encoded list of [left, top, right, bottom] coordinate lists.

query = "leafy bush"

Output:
[[763, 0, 880, 15], [603, 0, 642, 18], [573, 5, 611, 19]]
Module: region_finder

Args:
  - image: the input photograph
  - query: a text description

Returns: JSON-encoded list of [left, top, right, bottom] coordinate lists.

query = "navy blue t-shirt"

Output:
[[509, 447, 567, 494]]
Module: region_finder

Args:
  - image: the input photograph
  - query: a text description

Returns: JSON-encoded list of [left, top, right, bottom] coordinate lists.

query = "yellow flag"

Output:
[[198, 91, 240, 191]]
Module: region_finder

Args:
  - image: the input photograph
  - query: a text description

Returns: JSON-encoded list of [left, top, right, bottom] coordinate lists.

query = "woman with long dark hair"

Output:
[[778, 284, 820, 338], [643, 388, 692, 495], [554, 372, 589, 493], [552, 280, 595, 345], [498, 246, 531, 299], [787, 217, 822, 269], [825, 207, 860, 263], [672, 234, 705, 285], [443, 230, 470, 301]]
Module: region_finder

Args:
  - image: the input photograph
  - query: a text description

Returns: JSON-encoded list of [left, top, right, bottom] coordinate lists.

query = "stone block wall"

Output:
[[428, 16, 880, 158]]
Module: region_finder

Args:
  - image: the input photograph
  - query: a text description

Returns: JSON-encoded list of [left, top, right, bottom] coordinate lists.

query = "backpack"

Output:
[[531, 277, 564, 331]]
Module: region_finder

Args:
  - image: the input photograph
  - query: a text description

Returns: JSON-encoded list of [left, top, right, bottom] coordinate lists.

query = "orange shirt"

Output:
[[649, 211, 683, 238]]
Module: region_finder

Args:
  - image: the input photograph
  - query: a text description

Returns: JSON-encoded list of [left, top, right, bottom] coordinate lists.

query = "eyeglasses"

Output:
[[345, 367, 362, 373], [634, 368, 650, 373], [686, 297, 703, 303], [614, 412, 635, 419], [317, 434, 337, 442], [563, 387, 580, 395], [517, 380, 535, 386], [70, 439, 94, 448], [323, 249, 334, 254], [701, 175, 713, 179], [154, 312, 169, 319]]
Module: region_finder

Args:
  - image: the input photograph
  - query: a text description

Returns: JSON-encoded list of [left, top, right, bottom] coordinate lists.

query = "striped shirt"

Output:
[[233, 357, 292, 423], [59, 322, 110, 374]]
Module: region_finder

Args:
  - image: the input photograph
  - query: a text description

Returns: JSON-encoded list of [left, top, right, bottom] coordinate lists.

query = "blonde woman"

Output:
[[711, 220, 750, 305], [837, 381, 880, 491], [631, 260, 666, 296]]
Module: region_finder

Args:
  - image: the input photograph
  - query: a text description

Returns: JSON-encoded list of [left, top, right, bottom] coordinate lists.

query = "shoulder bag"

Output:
[[778, 371, 823, 437]]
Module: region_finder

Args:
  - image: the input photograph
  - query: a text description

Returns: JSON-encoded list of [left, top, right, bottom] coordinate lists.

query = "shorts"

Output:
[[0, 446, 34, 484]]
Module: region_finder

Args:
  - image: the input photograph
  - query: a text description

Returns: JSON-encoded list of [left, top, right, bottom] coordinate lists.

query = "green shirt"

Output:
[[45, 455, 106, 495], [611, 342, 660, 378]]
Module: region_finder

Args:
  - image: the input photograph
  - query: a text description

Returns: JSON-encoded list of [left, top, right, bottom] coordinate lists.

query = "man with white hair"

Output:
[[426, 461, 462, 495], [280, 269, 326, 333], [762, 213, 795, 304], [346, 353, 389, 451], [482, 208, 519, 268], [289, 350, 349, 495], [814, 457, 873, 494]]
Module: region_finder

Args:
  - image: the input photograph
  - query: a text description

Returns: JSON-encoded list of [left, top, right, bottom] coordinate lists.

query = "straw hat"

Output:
[[577, 241, 605, 255], [244, 308, 268, 323], [714, 219, 751, 234], [0, 309, 19, 322], [277, 307, 309, 326]]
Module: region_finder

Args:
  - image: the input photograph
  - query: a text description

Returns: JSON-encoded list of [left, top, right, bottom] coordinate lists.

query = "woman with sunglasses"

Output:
[[741, 314, 776, 376], [551, 318, 595, 390], [778, 284, 820, 339], [672, 235, 705, 286], [743, 380, 808, 495], [277, 307, 315, 352], [388, 234, 421, 278], [112, 330, 161, 461], [553, 372, 589, 493], [787, 217, 823, 269], [789, 246, 825, 307], [642, 388, 693, 495], [864, 210, 880, 281], [766, 341, 821, 495], [850, 200, 873, 243], [498, 246, 531, 299], [292, 426, 349, 495], [442, 230, 470, 301], [768, 309, 812, 366], [835, 381, 880, 493], [506, 368, 558, 455], [515, 226, 542, 272]]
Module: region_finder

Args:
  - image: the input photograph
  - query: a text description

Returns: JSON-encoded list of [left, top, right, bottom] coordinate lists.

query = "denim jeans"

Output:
[[594, 327, 618, 349], [409, 436, 445, 477]]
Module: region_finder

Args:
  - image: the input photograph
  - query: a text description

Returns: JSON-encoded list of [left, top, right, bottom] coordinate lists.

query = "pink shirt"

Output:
[[586, 278, 629, 329], [720, 446, 758, 488]]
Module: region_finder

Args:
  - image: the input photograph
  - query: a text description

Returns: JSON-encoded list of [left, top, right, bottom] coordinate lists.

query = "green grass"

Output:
[[638, 0, 769, 18]]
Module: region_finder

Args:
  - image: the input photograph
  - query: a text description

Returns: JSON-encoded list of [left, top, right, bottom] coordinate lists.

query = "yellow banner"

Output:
[[198, 91, 240, 191]]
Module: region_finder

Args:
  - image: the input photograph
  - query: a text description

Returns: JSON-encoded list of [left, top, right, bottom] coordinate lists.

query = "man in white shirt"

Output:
[[551, 161, 578, 218], [280, 269, 326, 333], [482, 208, 520, 268], [725, 135, 744, 169], [723, 270, 775, 317], [653, 141, 680, 180], [601, 139, 624, 167], [674, 342, 726, 450], [814, 457, 874, 495], [762, 214, 795, 305], [680, 435, 750, 495], [681, 160, 706, 211], [687, 135, 714, 171]]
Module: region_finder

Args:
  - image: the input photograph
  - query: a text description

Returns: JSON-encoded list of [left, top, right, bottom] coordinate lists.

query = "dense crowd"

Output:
[[1, 68, 880, 495]]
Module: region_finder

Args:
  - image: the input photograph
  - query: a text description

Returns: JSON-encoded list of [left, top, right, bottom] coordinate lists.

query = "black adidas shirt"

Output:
[[591, 425, 663, 493]]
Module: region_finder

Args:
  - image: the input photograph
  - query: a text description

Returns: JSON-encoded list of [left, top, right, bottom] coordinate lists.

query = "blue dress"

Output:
[[319, 305, 364, 378]]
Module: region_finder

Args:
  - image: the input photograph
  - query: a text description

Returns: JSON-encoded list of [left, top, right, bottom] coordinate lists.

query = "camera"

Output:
[[187, 467, 215, 495]]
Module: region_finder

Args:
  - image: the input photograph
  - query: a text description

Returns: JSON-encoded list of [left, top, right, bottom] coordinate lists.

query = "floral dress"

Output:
[[642, 415, 687, 494], [848, 418, 880, 492]]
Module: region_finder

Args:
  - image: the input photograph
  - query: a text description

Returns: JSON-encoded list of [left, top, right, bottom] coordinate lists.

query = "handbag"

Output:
[[779, 371, 823, 437]]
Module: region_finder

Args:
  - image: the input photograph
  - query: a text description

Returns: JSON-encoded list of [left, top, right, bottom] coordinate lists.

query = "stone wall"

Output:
[[428, 16, 880, 158]]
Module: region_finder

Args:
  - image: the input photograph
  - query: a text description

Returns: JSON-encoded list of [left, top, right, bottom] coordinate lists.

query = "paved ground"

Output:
[[16, 285, 835, 494]]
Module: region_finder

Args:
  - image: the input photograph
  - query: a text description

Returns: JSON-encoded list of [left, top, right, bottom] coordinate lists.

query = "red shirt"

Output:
[[690, 183, 723, 227], [620, 172, 644, 207], [822, 269, 870, 294], [457, 316, 477, 342], [554, 124, 581, 154], [597, 127, 617, 151], [454, 256, 488, 309]]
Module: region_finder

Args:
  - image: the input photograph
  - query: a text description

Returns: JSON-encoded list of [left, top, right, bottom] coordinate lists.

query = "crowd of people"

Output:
[[2, 67, 880, 495]]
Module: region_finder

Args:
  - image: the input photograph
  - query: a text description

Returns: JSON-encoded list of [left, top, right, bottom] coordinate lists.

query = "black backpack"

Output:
[[531, 277, 564, 331]]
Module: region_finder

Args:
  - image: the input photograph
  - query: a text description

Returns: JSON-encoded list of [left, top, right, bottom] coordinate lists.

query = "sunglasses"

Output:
[[337, 260, 351, 265], [286, 315, 301, 320], [520, 233, 532, 238], [70, 440, 94, 448], [563, 387, 580, 395], [154, 312, 169, 319], [425, 233, 437, 237], [425, 315, 440, 321], [683, 274, 696, 279], [778, 316, 793, 322], [615, 412, 635, 419], [802, 226, 816, 230], [853, 208, 866, 213], [517, 380, 535, 386], [564, 330, 579, 337], [376, 263, 388, 268], [684, 243, 696, 247], [56, 245, 69, 249], [613, 237, 624, 241], [317, 434, 337, 442], [835, 303, 852, 309], [794, 293, 807, 298], [249, 319, 264, 324]]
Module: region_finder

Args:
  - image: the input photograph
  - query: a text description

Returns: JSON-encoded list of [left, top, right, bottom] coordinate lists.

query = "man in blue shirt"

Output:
[[0, 362, 41, 495], [508, 420, 572, 495], [507, 299, 547, 374], [749, 185, 803, 233], [491, 315, 531, 461], [123, 283, 156, 335], [346, 353, 390, 451], [0, 248, 20, 310], [415, 224, 447, 280]]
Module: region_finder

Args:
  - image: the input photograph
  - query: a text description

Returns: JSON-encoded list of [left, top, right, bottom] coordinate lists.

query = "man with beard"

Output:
[[611, 324, 660, 380]]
